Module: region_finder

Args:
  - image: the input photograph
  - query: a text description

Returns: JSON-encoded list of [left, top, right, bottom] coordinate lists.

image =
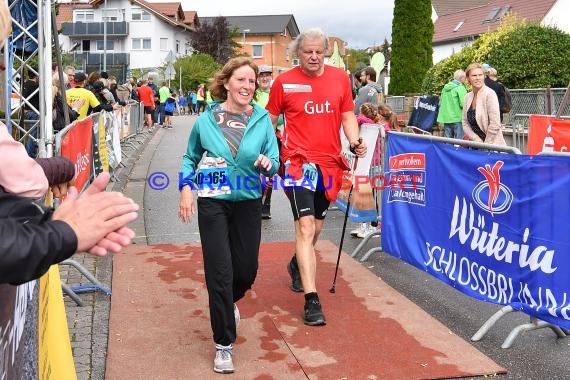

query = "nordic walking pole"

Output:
[[330, 149, 360, 293]]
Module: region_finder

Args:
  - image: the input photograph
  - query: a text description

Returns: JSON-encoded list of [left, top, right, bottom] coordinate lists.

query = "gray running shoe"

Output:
[[214, 344, 234, 374]]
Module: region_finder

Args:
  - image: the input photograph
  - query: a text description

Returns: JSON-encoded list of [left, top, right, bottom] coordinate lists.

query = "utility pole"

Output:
[[103, 0, 107, 71]]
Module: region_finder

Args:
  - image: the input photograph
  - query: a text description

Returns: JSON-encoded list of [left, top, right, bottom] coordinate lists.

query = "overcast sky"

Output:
[[179, 0, 394, 49]]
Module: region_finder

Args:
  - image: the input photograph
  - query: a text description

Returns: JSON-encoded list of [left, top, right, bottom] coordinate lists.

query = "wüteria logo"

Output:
[[472, 161, 513, 216]]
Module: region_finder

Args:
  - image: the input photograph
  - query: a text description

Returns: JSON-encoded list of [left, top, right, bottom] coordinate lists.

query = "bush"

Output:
[[422, 19, 570, 93], [485, 24, 570, 88]]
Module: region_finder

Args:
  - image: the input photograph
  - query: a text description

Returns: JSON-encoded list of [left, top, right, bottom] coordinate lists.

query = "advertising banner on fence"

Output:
[[61, 117, 93, 191], [39, 266, 77, 380], [0, 282, 39, 380], [121, 105, 134, 140], [107, 111, 122, 169], [382, 133, 570, 329], [527, 114, 570, 155], [92, 114, 109, 176]]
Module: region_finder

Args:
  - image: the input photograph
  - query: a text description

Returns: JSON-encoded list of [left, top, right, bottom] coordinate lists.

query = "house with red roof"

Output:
[[432, 0, 569, 63], [56, 0, 199, 81]]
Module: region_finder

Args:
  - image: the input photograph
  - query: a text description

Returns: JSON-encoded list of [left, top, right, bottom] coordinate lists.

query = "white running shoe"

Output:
[[357, 224, 379, 238], [350, 223, 367, 237], [214, 344, 234, 373]]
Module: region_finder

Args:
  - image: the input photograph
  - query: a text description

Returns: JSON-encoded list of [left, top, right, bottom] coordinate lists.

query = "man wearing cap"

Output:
[[254, 65, 280, 219], [65, 72, 102, 119]]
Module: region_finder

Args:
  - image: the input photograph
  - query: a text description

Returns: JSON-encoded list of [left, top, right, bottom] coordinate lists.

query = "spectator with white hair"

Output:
[[437, 69, 468, 139]]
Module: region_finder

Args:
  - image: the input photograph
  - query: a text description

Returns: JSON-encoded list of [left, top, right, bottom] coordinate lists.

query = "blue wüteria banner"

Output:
[[382, 133, 570, 329]]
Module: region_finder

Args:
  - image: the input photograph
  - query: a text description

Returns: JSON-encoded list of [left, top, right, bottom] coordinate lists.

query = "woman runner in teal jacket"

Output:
[[178, 57, 279, 375]]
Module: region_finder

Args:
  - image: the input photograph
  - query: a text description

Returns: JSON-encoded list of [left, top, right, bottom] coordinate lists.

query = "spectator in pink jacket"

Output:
[[1, 121, 48, 198], [1, 122, 75, 199], [462, 63, 506, 146]]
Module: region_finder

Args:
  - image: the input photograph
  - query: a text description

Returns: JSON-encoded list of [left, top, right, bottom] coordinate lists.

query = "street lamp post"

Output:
[[103, 0, 107, 71]]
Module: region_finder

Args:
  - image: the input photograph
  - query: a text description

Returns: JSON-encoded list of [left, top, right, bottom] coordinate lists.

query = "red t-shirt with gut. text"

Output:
[[266, 65, 353, 159]]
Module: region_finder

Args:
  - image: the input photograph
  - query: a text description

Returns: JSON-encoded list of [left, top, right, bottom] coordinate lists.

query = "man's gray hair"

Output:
[[289, 27, 329, 59], [453, 69, 466, 81]]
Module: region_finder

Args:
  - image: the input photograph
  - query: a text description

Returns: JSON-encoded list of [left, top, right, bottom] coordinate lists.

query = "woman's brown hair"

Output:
[[360, 102, 380, 122], [378, 103, 400, 131], [209, 57, 259, 101]]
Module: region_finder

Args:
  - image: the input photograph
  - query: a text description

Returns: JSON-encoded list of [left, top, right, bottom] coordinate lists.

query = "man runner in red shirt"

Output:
[[266, 27, 366, 326]]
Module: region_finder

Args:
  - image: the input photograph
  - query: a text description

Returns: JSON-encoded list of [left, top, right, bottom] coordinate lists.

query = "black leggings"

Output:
[[197, 197, 262, 346]]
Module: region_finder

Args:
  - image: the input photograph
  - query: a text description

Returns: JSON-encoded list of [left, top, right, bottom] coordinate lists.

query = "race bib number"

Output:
[[197, 157, 231, 197], [283, 161, 319, 191]]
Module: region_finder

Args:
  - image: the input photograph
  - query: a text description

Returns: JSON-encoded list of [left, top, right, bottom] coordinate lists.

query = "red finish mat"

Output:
[[106, 241, 505, 379]]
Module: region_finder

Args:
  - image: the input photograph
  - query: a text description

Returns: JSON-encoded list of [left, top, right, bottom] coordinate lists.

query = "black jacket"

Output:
[[484, 77, 506, 112], [0, 190, 77, 285]]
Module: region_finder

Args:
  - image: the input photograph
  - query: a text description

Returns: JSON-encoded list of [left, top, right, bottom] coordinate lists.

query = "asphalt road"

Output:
[[137, 114, 569, 379]]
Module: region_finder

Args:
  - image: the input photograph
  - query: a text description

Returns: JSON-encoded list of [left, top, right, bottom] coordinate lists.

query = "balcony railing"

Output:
[[70, 52, 130, 66], [61, 22, 129, 37]]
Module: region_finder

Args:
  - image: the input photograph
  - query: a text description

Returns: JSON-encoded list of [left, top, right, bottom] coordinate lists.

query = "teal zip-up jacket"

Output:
[[181, 101, 279, 201]]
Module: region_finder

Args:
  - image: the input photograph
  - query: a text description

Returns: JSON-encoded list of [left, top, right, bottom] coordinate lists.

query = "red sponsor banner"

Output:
[[61, 117, 93, 191], [527, 114, 570, 155], [389, 153, 426, 170]]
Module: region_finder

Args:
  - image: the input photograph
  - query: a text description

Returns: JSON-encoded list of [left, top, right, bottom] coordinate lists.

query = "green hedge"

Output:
[[422, 21, 570, 94]]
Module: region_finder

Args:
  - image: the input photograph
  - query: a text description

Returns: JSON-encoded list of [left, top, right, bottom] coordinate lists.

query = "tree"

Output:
[[389, 0, 433, 95], [174, 53, 221, 92], [345, 48, 370, 72], [191, 17, 237, 64]]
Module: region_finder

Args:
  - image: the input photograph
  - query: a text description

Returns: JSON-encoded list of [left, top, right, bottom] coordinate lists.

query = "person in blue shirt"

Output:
[[178, 92, 188, 115], [178, 57, 279, 374], [187, 90, 197, 115]]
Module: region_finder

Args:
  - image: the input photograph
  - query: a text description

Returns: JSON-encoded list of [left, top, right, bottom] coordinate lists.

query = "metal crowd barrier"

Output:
[[53, 103, 149, 305]]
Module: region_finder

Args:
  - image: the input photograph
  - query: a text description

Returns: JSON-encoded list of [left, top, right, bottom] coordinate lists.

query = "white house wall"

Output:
[[433, 40, 470, 64], [543, 1, 570, 33], [58, 0, 194, 72]]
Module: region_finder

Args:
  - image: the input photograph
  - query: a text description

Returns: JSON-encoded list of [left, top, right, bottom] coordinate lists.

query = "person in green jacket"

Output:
[[437, 69, 467, 139], [178, 57, 279, 375], [158, 82, 170, 126]]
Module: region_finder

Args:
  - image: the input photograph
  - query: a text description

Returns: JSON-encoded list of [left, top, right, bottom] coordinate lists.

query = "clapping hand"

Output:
[[52, 172, 139, 256]]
